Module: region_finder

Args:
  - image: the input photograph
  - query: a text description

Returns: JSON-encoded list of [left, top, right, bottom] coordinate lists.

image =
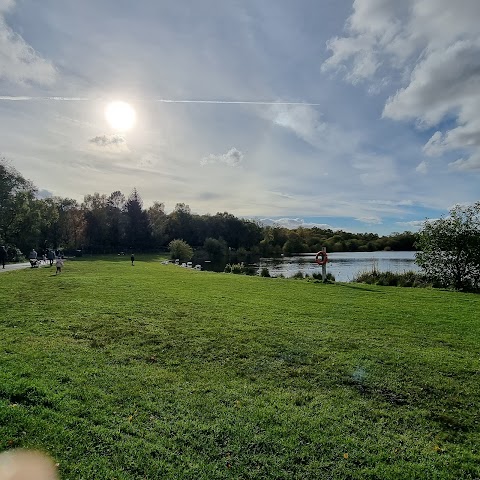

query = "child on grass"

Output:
[[56, 255, 64, 274]]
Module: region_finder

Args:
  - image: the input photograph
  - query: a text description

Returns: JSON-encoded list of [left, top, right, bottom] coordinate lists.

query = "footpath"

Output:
[[0, 262, 45, 273]]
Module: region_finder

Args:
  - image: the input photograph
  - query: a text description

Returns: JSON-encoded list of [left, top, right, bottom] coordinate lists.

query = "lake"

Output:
[[258, 251, 420, 282]]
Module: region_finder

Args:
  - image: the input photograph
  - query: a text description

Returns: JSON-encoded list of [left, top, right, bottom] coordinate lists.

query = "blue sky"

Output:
[[1, 0, 479, 234]]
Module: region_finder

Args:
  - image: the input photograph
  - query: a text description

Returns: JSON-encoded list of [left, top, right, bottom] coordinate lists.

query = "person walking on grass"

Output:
[[131, 253, 135, 266], [56, 255, 64, 274], [0, 245, 7, 269], [47, 249, 54, 266]]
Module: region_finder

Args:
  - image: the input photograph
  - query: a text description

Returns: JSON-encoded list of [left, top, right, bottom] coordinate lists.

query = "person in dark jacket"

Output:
[[0, 246, 7, 269], [131, 253, 135, 266]]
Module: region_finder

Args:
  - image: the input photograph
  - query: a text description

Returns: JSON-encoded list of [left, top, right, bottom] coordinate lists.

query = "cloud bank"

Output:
[[323, 0, 480, 171], [0, 1, 56, 85], [259, 217, 336, 230]]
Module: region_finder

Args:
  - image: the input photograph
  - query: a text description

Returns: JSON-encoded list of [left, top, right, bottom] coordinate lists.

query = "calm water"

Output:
[[258, 251, 419, 282]]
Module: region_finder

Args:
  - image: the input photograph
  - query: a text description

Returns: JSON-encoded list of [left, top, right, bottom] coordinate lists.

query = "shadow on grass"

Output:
[[336, 283, 386, 293], [72, 254, 167, 263]]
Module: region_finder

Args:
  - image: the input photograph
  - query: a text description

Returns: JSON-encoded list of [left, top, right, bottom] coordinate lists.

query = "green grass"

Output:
[[1, 256, 480, 479]]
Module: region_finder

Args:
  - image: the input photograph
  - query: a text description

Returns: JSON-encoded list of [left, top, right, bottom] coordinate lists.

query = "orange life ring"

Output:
[[315, 251, 328, 265]]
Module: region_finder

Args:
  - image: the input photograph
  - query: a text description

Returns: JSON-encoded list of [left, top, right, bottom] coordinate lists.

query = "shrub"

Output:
[[168, 239, 193, 262], [243, 265, 256, 276], [292, 271, 304, 279], [230, 263, 243, 274], [260, 267, 271, 277], [353, 269, 429, 288], [224, 264, 232, 273], [312, 272, 336, 282]]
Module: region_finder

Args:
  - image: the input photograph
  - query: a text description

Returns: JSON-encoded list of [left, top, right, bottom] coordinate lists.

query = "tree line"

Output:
[[0, 158, 417, 259]]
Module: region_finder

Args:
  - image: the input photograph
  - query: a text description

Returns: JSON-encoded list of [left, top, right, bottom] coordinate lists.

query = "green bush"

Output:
[[168, 239, 193, 261], [243, 265, 256, 276], [231, 263, 243, 274], [224, 264, 232, 273], [353, 269, 429, 288], [312, 272, 336, 282], [260, 267, 271, 277], [292, 271, 304, 279]]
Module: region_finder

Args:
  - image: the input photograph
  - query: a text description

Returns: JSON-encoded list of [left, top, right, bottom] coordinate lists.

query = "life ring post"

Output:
[[321, 246, 327, 282], [315, 247, 328, 281]]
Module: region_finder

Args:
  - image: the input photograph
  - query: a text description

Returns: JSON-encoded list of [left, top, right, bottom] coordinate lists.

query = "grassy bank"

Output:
[[1, 256, 479, 479]]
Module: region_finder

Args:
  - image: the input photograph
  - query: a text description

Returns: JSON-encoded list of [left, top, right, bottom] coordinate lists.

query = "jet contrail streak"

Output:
[[153, 99, 321, 106], [0, 95, 320, 106], [0, 96, 89, 101]]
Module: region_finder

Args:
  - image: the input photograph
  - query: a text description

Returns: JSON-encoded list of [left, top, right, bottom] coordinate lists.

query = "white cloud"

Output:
[[88, 134, 129, 153], [259, 217, 336, 230], [422, 131, 444, 157], [356, 216, 382, 225], [367, 199, 414, 207], [352, 154, 397, 186], [449, 154, 480, 172], [324, 0, 480, 173], [383, 40, 480, 126], [395, 220, 424, 229], [321, 0, 410, 83], [396, 218, 439, 229], [0, 2, 56, 85], [416, 161, 428, 174], [266, 103, 361, 166], [0, 0, 14, 12], [270, 104, 327, 143], [201, 147, 243, 167]]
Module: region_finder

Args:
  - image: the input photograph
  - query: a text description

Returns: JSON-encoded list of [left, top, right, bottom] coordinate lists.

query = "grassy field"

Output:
[[1, 256, 479, 479]]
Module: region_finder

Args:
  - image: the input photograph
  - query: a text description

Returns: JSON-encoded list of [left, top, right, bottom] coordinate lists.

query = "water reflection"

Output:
[[258, 251, 419, 282]]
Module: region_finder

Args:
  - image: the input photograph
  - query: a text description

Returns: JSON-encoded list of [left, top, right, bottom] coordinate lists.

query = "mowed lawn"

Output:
[[1, 257, 479, 479]]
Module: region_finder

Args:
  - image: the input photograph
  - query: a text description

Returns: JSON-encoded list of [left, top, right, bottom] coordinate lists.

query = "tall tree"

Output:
[[107, 191, 126, 249], [123, 189, 151, 250], [166, 203, 195, 244], [0, 158, 40, 251], [82, 193, 109, 251], [39, 197, 82, 250], [148, 201, 167, 247]]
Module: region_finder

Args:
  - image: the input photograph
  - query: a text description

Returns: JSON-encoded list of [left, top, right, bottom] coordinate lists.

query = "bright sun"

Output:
[[105, 101, 136, 131]]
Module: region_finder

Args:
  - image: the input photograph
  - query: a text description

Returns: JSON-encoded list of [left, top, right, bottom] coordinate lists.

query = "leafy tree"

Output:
[[203, 237, 227, 263], [40, 197, 82, 250], [283, 232, 308, 255], [82, 193, 109, 251], [415, 202, 480, 290], [169, 239, 193, 261], [0, 158, 40, 252], [165, 203, 195, 245], [148, 202, 168, 246]]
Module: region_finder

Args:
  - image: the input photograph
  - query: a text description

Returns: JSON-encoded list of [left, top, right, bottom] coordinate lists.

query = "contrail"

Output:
[[153, 99, 321, 106], [0, 95, 320, 106], [0, 96, 89, 101]]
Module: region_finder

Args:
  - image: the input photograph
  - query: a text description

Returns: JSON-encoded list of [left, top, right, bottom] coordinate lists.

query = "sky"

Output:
[[0, 0, 479, 234]]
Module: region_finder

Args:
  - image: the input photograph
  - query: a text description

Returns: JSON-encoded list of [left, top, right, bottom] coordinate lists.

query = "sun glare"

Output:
[[105, 101, 136, 131]]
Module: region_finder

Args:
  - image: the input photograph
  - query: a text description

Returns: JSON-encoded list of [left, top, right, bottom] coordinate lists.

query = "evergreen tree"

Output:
[[123, 189, 151, 250]]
